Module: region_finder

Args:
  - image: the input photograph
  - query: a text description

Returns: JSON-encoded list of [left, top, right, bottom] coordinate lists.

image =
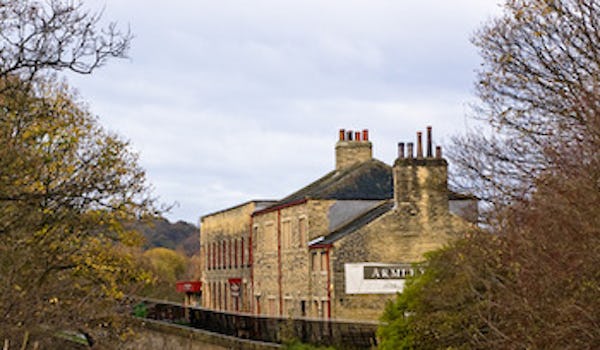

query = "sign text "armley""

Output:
[[363, 265, 421, 280]]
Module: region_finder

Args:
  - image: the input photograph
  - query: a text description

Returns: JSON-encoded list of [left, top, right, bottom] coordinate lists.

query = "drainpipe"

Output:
[[277, 209, 283, 316], [249, 216, 254, 314], [326, 246, 332, 319]]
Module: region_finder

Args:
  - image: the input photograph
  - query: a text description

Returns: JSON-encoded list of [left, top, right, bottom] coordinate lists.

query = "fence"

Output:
[[139, 299, 378, 349]]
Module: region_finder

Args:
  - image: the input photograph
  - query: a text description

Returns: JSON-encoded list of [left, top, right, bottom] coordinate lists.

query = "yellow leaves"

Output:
[[514, 8, 525, 21], [119, 229, 145, 247], [2, 76, 157, 344], [499, 53, 513, 64], [143, 247, 188, 282]]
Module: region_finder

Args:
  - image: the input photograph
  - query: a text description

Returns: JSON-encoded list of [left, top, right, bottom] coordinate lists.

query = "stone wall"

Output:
[[331, 159, 473, 320], [252, 200, 341, 318], [335, 140, 373, 169], [126, 319, 281, 350], [201, 202, 257, 312]]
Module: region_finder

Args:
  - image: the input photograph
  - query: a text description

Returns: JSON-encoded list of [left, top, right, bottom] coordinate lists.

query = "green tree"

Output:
[[378, 237, 503, 350]]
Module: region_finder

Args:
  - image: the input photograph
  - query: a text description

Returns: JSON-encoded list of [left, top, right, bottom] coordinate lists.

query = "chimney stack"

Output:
[[335, 128, 373, 169], [393, 125, 449, 213]]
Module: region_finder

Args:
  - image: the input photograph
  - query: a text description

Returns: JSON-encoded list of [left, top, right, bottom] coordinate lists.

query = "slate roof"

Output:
[[273, 159, 393, 207], [312, 199, 395, 246]]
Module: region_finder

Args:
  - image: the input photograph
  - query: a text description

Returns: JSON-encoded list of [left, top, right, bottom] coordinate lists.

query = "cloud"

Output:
[[69, 0, 503, 223]]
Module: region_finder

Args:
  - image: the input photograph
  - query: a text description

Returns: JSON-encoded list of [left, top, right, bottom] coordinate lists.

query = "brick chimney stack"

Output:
[[335, 129, 373, 169]]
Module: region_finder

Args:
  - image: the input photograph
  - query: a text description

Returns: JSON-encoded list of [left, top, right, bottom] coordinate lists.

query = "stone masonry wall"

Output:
[[335, 141, 373, 169], [252, 210, 279, 315], [252, 200, 339, 318], [201, 202, 256, 312], [331, 161, 473, 320]]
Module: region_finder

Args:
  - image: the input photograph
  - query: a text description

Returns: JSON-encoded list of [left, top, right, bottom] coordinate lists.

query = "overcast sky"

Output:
[[68, 0, 503, 225]]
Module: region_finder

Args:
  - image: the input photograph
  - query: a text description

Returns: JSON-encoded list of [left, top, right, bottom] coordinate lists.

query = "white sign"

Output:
[[345, 263, 415, 294]]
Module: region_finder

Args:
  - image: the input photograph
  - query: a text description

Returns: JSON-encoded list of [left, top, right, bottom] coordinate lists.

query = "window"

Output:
[[217, 282, 222, 309], [284, 298, 294, 316], [268, 297, 277, 316], [206, 244, 211, 270], [282, 220, 291, 249], [311, 252, 319, 271], [265, 223, 276, 251], [241, 237, 245, 266], [298, 217, 307, 248], [234, 239, 238, 268], [228, 239, 232, 269], [252, 226, 262, 245], [222, 241, 226, 269], [320, 251, 327, 271], [215, 242, 219, 269], [321, 301, 329, 318], [211, 282, 216, 308]]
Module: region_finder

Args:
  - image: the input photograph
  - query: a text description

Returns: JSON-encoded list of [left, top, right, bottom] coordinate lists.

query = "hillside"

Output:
[[130, 217, 200, 256]]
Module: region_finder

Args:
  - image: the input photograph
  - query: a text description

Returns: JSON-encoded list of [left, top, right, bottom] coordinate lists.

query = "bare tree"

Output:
[[449, 0, 600, 214], [380, 1, 600, 348], [0, 0, 131, 93]]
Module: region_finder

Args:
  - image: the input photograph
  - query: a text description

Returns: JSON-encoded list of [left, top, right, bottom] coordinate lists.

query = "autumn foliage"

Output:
[[379, 0, 600, 348], [0, 0, 158, 348]]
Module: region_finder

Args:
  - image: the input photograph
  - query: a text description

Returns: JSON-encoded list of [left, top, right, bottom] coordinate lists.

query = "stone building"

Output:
[[199, 200, 275, 313], [199, 127, 476, 320]]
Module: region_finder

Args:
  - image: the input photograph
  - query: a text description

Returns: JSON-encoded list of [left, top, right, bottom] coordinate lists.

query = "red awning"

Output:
[[228, 278, 242, 284], [176, 281, 202, 293]]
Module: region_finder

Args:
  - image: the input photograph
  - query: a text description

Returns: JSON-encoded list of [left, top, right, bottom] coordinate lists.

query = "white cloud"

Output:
[[69, 0, 503, 223]]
